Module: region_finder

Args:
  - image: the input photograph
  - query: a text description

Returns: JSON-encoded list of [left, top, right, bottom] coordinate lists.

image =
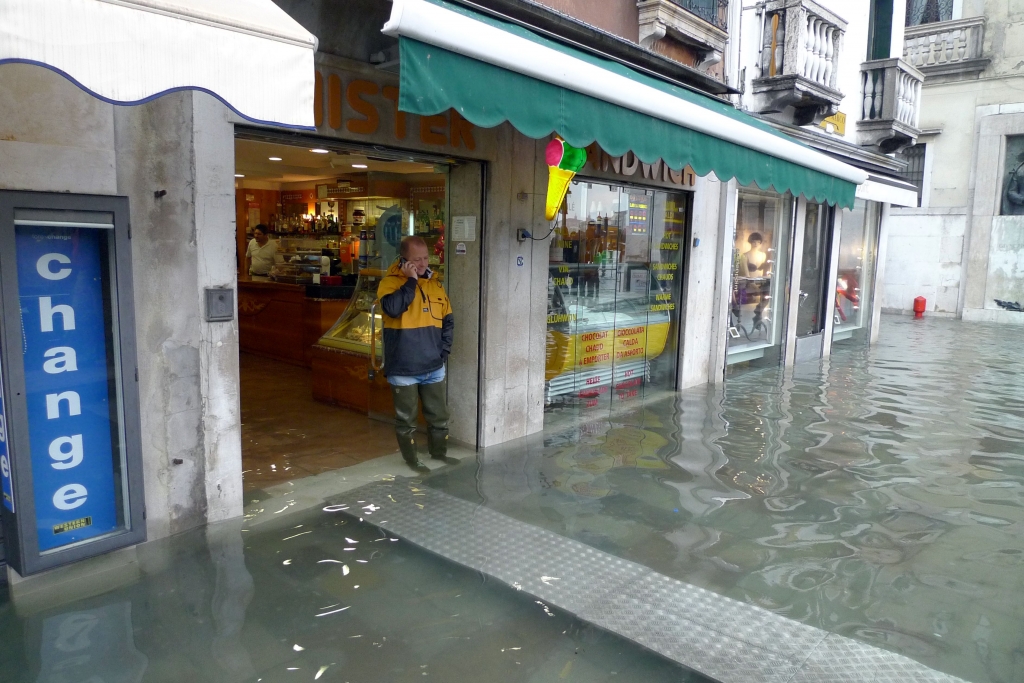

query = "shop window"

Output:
[[726, 191, 793, 375], [833, 200, 881, 345], [906, 0, 953, 26], [898, 144, 926, 207], [544, 182, 689, 420]]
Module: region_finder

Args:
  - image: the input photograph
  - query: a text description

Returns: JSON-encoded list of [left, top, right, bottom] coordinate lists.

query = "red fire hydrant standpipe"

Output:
[[913, 296, 927, 318]]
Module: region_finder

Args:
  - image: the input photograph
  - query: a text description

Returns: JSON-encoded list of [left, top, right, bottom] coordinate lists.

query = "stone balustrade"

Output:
[[750, 0, 846, 126], [856, 58, 925, 153], [903, 16, 989, 82]]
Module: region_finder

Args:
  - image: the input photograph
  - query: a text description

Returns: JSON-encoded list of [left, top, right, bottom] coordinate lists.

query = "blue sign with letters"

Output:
[[16, 226, 120, 551], [0, 354, 12, 513]]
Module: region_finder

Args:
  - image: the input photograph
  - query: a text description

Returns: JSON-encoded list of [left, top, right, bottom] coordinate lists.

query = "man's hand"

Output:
[[401, 260, 419, 280]]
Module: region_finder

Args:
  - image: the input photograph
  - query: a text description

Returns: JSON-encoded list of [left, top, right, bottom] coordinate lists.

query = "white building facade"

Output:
[[885, 0, 1024, 323]]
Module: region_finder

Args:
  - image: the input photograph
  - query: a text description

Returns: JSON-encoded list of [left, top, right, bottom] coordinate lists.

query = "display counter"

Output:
[[238, 277, 349, 367], [310, 269, 392, 414]]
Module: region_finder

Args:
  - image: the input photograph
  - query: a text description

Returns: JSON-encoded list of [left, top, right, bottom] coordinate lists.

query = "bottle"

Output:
[[358, 228, 369, 270]]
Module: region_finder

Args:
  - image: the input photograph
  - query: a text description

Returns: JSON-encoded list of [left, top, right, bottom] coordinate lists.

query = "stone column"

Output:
[[679, 174, 724, 389], [114, 91, 242, 540]]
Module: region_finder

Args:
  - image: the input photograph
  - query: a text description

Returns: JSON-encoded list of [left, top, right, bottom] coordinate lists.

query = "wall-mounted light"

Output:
[[310, 148, 329, 154], [352, 164, 368, 169], [269, 157, 282, 161]]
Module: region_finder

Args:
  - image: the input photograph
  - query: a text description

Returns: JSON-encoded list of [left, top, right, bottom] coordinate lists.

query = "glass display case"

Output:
[[269, 252, 322, 284], [544, 182, 687, 417], [316, 269, 386, 355]]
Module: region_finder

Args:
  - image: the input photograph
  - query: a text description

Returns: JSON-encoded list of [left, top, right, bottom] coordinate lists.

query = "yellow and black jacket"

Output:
[[377, 260, 454, 377]]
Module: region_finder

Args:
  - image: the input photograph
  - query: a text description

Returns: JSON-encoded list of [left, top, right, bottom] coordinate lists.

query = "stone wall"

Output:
[[882, 208, 966, 315], [0, 64, 242, 550]]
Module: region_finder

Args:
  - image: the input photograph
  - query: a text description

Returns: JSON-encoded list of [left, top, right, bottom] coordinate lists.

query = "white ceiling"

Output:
[[234, 139, 437, 184]]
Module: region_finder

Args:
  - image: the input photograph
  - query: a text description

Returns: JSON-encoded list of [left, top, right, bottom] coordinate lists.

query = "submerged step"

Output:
[[327, 480, 968, 683]]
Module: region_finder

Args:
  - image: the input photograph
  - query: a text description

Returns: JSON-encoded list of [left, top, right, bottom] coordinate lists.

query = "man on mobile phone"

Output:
[[377, 236, 456, 472]]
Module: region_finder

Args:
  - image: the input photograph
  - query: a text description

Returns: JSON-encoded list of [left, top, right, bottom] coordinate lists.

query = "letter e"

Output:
[[53, 484, 87, 511]]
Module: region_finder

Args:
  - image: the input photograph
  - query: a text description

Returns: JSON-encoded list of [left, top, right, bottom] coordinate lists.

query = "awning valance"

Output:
[[384, 0, 867, 208], [0, 0, 317, 128]]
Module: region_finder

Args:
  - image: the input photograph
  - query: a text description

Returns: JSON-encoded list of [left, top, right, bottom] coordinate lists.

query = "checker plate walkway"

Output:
[[329, 480, 967, 683]]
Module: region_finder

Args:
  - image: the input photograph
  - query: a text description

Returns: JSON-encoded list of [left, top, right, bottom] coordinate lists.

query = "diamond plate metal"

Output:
[[327, 481, 970, 683]]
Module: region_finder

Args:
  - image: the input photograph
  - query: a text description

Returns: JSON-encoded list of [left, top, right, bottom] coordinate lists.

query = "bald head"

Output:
[[400, 235, 430, 277]]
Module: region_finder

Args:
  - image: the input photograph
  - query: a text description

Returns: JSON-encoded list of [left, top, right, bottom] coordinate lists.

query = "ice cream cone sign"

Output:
[[545, 138, 588, 221]]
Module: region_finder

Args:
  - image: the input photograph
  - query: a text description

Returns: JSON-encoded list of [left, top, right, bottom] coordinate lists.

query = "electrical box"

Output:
[[205, 287, 234, 322]]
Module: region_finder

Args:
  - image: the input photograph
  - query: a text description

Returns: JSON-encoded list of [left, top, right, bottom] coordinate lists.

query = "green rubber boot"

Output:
[[419, 380, 455, 464], [392, 384, 429, 473]]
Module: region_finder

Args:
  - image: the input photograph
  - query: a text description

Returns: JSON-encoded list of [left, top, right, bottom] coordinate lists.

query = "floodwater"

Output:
[[429, 316, 1024, 683], [2, 315, 1022, 683], [0, 501, 709, 682]]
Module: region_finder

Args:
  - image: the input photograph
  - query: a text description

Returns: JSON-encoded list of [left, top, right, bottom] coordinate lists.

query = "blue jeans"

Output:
[[387, 365, 445, 387]]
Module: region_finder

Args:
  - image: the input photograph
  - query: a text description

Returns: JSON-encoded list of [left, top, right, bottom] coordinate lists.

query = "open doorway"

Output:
[[233, 134, 472, 493]]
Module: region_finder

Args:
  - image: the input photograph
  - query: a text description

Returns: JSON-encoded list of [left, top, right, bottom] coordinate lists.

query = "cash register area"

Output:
[[234, 138, 451, 492]]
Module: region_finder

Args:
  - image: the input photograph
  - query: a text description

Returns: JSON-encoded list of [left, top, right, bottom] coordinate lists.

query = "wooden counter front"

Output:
[[238, 278, 348, 366]]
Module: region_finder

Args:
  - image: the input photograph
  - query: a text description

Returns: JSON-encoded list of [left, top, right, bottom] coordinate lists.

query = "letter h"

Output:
[[39, 297, 75, 332]]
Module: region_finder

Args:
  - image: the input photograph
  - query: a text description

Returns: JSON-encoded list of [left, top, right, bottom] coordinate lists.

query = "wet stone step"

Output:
[[327, 480, 968, 683]]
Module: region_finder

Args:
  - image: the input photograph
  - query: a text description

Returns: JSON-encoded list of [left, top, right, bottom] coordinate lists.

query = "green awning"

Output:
[[384, 0, 865, 208]]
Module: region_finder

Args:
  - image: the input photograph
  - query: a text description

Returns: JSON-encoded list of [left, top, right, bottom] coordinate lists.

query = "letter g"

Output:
[[37, 253, 71, 281]]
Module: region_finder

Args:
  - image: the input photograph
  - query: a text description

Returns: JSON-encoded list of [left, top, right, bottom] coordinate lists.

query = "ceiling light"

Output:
[[269, 156, 282, 161], [352, 164, 368, 169], [234, 174, 245, 178], [309, 148, 330, 154]]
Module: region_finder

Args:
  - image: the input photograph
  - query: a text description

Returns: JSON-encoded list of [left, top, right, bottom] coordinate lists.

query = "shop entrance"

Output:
[[233, 134, 480, 492], [544, 180, 690, 425]]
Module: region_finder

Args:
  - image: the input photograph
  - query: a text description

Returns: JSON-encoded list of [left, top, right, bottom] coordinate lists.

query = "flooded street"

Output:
[[0, 504, 708, 683], [1, 316, 1022, 683], [430, 315, 1024, 683]]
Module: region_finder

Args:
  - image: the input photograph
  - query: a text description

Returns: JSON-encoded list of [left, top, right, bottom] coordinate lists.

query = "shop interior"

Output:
[[234, 137, 450, 492], [544, 180, 689, 426], [833, 199, 880, 345], [726, 191, 793, 375]]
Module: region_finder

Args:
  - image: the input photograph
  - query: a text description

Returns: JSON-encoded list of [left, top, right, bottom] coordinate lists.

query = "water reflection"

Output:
[[431, 317, 1024, 683], [0, 503, 708, 683]]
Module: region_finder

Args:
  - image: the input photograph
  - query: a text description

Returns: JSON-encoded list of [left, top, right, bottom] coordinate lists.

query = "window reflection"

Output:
[[833, 199, 880, 344], [545, 182, 688, 418]]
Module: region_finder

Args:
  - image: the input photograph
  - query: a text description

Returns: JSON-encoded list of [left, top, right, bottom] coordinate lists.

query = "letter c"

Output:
[[36, 253, 72, 281]]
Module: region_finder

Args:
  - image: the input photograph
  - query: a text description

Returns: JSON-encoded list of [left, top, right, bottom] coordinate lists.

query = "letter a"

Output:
[[39, 297, 75, 332], [43, 347, 78, 373]]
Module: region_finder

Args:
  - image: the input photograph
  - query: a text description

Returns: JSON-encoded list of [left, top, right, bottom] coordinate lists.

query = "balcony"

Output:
[[638, 0, 729, 67], [903, 16, 990, 83], [856, 58, 924, 154], [749, 0, 846, 126]]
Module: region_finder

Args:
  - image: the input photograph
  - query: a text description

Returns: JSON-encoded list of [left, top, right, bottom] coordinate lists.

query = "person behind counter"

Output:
[[246, 224, 278, 277], [378, 236, 456, 473]]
